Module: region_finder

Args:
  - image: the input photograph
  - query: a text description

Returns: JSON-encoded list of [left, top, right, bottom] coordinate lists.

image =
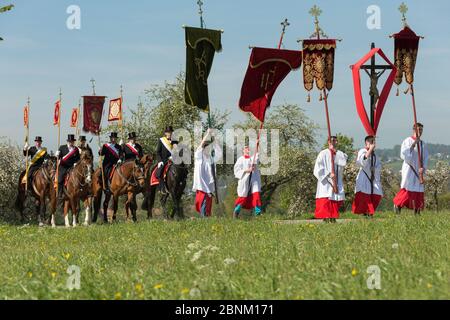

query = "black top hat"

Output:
[[128, 132, 137, 140], [164, 126, 174, 133], [67, 134, 76, 142], [109, 132, 118, 139], [34, 136, 43, 142], [79, 135, 87, 142]]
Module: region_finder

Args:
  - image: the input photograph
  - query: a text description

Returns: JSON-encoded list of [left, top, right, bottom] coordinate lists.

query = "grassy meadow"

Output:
[[0, 210, 448, 300]]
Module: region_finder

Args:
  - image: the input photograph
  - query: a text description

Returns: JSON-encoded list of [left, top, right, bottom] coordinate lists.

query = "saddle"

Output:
[[21, 169, 40, 185], [150, 162, 170, 187]]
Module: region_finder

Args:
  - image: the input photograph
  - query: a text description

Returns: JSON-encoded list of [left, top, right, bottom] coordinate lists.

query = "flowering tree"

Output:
[[0, 138, 22, 218], [0, 3, 14, 41], [426, 161, 450, 211]]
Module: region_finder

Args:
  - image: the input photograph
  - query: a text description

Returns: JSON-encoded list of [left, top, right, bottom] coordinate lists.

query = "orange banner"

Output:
[[70, 108, 79, 128], [53, 100, 61, 126], [23, 106, 29, 128]]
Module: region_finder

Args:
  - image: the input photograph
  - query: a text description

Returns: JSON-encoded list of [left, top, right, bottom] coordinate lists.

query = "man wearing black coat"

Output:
[[56, 134, 81, 199], [99, 132, 122, 192], [156, 126, 178, 193], [23, 136, 49, 188], [122, 132, 144, 162]]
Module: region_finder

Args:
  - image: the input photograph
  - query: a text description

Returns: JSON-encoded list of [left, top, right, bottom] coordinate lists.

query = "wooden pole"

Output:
[[120, 85, 125, 141], [55, 89, 62, 195], [24, 97, 30, 191], [322, 89, 338, 194], [410, 84, 424, 184]]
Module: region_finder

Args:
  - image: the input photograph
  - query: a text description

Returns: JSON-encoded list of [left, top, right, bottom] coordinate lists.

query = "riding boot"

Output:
[[158, 178, 167, 195], [58, 185, 64, 202]]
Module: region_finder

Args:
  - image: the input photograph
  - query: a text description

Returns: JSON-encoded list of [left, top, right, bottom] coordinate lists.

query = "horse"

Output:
[[15, 156, 57, 226], [52, 146, 94, 228], [94, 154, 152, 223], [144, 161, 188, 220]]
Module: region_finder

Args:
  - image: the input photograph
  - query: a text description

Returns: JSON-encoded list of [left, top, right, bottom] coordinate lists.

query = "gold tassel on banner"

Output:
[[319, 92, 323, 101], [307, 93, 311, 103]]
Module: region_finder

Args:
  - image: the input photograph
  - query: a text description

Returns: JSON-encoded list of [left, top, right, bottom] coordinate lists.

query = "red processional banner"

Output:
[[83, 96, 105, 135], [23, 106, 29, 128], [70, 108, 79, 128], [53, 100, 61, 126], [238, 47, 302, 122], [108, 97, 122, 122], [392, 26, 421, 86]]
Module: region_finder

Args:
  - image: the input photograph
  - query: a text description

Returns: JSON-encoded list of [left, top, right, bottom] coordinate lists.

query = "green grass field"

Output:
[[0, 211, 449, 300]]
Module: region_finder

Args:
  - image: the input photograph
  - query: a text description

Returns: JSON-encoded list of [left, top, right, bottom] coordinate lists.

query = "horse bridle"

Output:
[[116, 161, 146, 187]]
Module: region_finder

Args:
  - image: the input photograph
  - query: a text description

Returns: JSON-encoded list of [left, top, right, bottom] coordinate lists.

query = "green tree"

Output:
[[0, 4, 14, 41]]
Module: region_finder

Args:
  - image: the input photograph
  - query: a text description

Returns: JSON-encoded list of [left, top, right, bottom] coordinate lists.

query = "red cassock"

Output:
[[235, 192, 262, 210], [195, 191, 212, 217], [239, 47, 302, 122], [315, 198, 343, 219], [352, 192, 382, 215], [393, 189, 424, 210]]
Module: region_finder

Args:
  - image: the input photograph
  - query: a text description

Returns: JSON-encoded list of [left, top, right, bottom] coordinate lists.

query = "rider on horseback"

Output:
[[23, 136, 49, 188], [77, 135, 87, 151], [99, 132, 122, 193], [56, 134, 81, 200], [156, 126, 178, 194], [122, 132, 144, 162]]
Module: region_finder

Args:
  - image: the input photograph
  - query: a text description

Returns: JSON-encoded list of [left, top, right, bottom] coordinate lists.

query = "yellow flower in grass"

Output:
[[63, 253, 71, 260], [154, 283, 163, 290], [135, 283, 143, 293], [181, 288, 190, 295], [114, 292, 122, 300], [351, 268, 359, 277], [427, 283, 433, 289], [50, 271, 57, 279], [27, 272, 33, 278]]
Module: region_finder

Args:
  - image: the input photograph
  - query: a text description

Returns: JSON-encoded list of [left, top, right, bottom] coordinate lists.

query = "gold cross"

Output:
[[399, 2, 409, 27], [309, 5, 327, 39]]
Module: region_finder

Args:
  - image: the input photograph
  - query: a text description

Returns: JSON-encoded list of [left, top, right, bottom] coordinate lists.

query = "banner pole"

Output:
[[24, 97, 30, 192], [55, 89, 62, 196], [120, 85, 125, 141], [410, 84, 424, 184]]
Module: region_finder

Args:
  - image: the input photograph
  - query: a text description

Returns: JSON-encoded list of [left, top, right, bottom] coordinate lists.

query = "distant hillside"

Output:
[[377, 143, 450, 162]]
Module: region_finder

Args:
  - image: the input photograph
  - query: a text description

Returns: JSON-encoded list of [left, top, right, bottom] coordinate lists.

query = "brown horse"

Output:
[[15, 156, 57, 226], [93, 154, 152, 223], [52, 147, 94, 227], [144, 161, 188, 220]]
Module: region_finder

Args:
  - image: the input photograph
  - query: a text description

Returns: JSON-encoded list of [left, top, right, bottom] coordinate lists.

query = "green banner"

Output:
[[184, 26, 222, 112]]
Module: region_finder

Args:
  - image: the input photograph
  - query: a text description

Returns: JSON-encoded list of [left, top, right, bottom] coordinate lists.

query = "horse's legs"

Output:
[[125, 193, 131, 221], [92, 191, 101, 223], [131, 193, 138, 222], [71, 198, 79, 227], [38, 193, 47, 227], [15, 184, 27, 223], [112, 194, 119, 222], [146, 186, 156, 219], [64, 200, 71, 227], [160, 193, 169, 220], [84, 198, 91, 226], [49, 186, 57, 228], [102, 192, 110, 223]]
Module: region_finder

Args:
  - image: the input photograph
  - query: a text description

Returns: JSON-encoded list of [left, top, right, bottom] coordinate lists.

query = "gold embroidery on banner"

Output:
[[394, 48, 417, 85], [303, 49, 335, 92], [260, 66, 277, 90], [195, 50, 208, 85]]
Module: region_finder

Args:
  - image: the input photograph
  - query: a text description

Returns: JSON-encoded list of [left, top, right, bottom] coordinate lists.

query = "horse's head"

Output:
[[79, 145, 94, 184], [43, 156, 57, 175], [131, 160, 147, 189], [169, 162, 188, 193], [140, 153, 154, 177]]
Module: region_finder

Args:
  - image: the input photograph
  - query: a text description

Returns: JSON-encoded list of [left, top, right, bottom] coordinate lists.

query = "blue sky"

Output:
[[0, 0, 449, 150]]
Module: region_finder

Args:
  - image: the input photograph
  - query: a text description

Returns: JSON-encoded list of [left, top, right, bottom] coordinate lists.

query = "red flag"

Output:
[[70, 108, 79, 128], [83, 96, 105, 135], [23, 106, 29, 128], [53, 100, 61, 126], [392, 26, 421, 85], [108, 97, 122, 122], [239, 47, 302, 122], [352, 48, 397, 135]]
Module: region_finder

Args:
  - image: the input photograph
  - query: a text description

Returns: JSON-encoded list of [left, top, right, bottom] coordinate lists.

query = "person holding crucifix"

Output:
[[393, 123, 429, 214], [313, 135, 348, 223], [352, 135, 383, 216]]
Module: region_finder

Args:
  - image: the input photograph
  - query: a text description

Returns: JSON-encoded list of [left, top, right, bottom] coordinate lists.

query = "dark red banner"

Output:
[[83, 96, 105, 135], [239, 47, 302, 122]]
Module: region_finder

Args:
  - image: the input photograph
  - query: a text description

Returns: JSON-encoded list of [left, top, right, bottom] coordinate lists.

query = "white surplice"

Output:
[[399, 137, 429, 193], [234, 154, 261, 197], [314, 149, 347, 201], [354, 148, 383, 196], [192, 144, 222, 194]]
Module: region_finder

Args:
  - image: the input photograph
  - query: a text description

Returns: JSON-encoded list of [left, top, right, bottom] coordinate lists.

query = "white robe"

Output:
[[234, 154, 261, 197], [314, 149, 347, 201], [355, 148, 383, 196], [192, 144, 222, 194], [399, 137, 429, 192]]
